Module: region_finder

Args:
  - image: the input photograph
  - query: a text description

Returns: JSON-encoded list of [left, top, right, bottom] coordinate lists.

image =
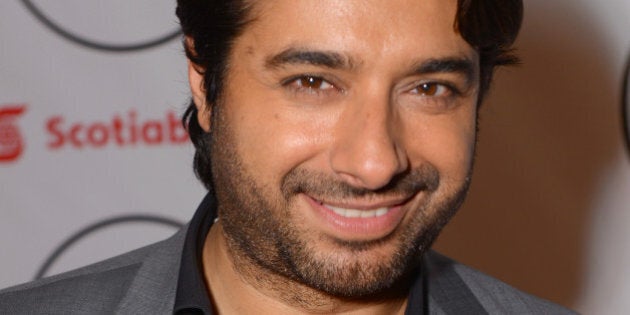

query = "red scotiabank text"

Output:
[[46, 110, 188, 149]]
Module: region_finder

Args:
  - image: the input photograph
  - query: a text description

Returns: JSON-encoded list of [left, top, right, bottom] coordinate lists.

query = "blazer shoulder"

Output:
[[0, 262, 142, 314], [0, 230, 183, 314], [425, 251, 577, 315]]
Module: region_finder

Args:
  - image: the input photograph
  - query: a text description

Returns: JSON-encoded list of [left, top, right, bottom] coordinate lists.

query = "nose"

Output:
[[329, 91, 409, 190]]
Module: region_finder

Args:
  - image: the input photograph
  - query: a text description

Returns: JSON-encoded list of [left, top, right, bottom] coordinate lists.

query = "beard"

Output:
[[208, 109, 471, 299]]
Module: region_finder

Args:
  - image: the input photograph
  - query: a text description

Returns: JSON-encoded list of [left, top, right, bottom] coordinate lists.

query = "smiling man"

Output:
[[0, 0, 574, 314]]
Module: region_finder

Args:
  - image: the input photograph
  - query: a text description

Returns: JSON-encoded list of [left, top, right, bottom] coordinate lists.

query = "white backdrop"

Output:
[[1, 1, 629, 313], [0, 0, 204, 286]]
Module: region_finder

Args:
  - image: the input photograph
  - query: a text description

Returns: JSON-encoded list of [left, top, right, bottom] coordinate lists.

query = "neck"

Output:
[[202, 222, 408, 315]]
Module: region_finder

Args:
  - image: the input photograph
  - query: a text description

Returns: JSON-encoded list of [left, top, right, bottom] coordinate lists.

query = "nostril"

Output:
[[330, 143, 408, 191]]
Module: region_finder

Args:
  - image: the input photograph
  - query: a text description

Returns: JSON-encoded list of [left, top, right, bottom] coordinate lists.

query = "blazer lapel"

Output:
[[115, 226, 188, 314]]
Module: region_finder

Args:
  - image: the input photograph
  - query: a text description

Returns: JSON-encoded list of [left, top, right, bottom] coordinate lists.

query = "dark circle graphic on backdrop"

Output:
[[34, 214, 183, 280], [21, 0, 181, 52], [623, 54, 630, 155]]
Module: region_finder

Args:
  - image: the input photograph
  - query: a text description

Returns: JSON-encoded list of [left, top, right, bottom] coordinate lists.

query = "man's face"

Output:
[[201, 0, 479, 297]]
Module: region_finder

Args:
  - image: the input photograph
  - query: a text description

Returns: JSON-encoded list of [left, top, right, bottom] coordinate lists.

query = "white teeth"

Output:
[[325, 204, 389, 218]]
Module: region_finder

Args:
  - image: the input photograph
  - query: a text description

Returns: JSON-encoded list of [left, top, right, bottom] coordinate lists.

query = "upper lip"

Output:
[[307, 194, 415, 210]]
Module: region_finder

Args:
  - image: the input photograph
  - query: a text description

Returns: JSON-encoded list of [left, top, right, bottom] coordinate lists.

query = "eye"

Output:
[[401, 80, 466, 113], [411, 82, 450, 97], [284, 75, 336, 92]]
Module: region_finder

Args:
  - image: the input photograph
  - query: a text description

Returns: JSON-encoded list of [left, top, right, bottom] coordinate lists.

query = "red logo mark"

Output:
[[0, 104, 27, 162]]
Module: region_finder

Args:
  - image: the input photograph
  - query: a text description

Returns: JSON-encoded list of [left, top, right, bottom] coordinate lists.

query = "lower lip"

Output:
[[303, 194, 407, 241]]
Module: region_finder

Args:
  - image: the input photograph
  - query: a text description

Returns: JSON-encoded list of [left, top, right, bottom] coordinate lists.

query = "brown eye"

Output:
[[416, 83, 441, 96], [290, 76, 334, 90], [299, 77, 324, 89]]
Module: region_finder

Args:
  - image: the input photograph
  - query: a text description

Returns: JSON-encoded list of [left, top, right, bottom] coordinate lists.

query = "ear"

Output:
[[186, 38, 212, 132], [188, 61, 211, 132]]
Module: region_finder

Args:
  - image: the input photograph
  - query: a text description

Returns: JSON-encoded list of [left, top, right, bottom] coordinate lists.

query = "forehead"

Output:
[[236, 0, 475, 65]]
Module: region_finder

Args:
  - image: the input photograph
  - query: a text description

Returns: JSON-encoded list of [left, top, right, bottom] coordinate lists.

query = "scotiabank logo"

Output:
[[46, 110, 188, 149], [0, 104, 27, 162]]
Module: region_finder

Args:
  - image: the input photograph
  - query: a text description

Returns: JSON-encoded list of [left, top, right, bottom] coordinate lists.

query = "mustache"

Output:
[[281, 164, 440, 200]]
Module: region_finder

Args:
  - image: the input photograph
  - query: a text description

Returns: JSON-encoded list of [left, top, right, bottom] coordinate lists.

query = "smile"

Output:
[[303, 194, 411, 241], [323, 204, 389, 218]]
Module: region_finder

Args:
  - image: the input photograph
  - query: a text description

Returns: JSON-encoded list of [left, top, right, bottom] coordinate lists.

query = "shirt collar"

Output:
[[173, 193, 217, 315]]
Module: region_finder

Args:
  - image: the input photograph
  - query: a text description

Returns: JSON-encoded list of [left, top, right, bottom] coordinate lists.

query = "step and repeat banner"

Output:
[[0, 0, 204, 288], [1, 1, 629, 313]]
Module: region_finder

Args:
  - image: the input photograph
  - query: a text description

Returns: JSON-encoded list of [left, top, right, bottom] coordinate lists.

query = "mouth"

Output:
[[313, 196, 410, 218], [302, 194, 417, 242], [325, 204, 389, 218]]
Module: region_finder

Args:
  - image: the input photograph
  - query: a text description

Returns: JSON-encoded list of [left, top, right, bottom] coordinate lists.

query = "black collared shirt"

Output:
[[172, 193, 427, 315], [173, 193, 216, 314]]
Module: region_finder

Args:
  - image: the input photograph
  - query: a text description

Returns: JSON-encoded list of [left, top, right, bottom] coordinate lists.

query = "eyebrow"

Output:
[[265, 48, 354, 70], [265, 48, 477, 83], [411, 57, 478, 84]]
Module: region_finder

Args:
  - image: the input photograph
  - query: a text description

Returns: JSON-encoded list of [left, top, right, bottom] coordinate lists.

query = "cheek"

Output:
[[224, 90, 333, 186], [404, 110, 476, 182]]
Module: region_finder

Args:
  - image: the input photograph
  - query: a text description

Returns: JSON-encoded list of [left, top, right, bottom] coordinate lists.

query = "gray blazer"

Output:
[[0, 226, 575, 314], [0, 228, 186, 314]]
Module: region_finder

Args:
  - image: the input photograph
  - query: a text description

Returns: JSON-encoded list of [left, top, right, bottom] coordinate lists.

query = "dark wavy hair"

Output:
[[176, 0, 524, 191]]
